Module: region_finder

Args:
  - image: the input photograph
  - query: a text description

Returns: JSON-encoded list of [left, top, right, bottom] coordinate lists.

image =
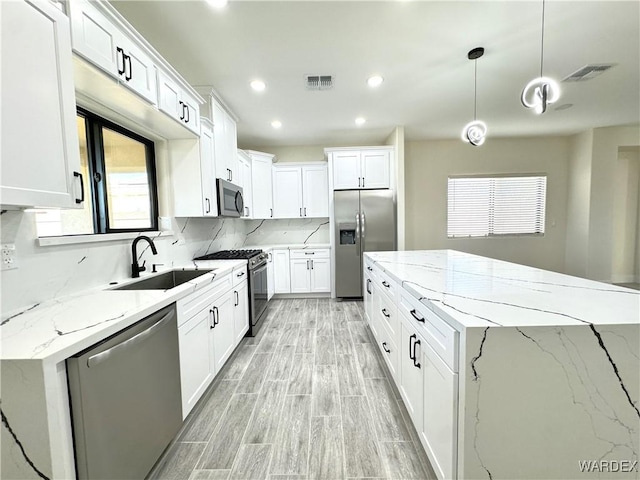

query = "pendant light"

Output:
[[461, 47, 487, 147], [521, 0, 560, 114]]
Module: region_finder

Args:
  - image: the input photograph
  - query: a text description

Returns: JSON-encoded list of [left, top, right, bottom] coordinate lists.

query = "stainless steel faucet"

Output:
[[131, 235, 158, 278]]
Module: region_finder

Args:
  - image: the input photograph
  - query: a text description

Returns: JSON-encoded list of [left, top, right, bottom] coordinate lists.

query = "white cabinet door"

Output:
[[267, 252, 275, 300], [332, 151, 361, 190], [422, 342, 458, 480], [225, 114, 239, 183], [273, 249, 291, 294], [212, 291, 235, 371], [302, 165, 329, 217], [212, 101, 237, 183], [290, 258, 312, 293], [361, 151, 390, 189], [273, 166, 303, 218], [400, 323, 424, 430], [364, 274, 374, 325], [309, 257, 331, 293], [233, 280, 249, 343], [180, 92, 201, 135], [239, 156, 253, 218], [117, 34, 157, 105], [158, 71, 182, 120], [1, 0, 82, 209], [178, 307, 215, 418], [251, 155, 274, 219], [200, 124, 217, 216]]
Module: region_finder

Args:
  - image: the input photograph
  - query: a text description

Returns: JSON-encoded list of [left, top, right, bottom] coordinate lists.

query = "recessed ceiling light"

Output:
[[367, 75, 384, 88], [355, 117, 366, 126], [250, 80, 266, 92], [271, 120, 282, 129], [206, 0, 228, 9]]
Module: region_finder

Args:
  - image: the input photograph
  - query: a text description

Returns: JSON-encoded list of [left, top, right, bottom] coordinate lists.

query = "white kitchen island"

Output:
[[364, 250, 639, 480]]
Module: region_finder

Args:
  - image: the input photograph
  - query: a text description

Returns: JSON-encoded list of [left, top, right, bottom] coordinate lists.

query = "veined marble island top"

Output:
[[365, 250, 640, 330]]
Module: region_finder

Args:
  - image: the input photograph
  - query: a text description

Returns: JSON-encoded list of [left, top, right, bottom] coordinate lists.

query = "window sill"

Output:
[[37, 230, 175, 247]]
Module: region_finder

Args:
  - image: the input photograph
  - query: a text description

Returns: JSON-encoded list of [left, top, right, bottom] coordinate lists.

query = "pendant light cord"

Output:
[[540, 0, 546, 77], [474, 59, 478, 120]]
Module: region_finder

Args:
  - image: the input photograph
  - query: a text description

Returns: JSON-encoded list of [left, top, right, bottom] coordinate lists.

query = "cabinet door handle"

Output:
[[381, 308, 390, 318], [230, 169, 232, 181], [300, 207, 303, 217], [382, 281, 390, 288], [311, 259, 314, 269], [358, 177, 361, 188], [116, 47, 125, 75], [366, 278, 371, 294], [234, 290, 239, 306], [124, 53, 132, 81], [205, 198, 211, 213], [270, 208, 273, 218], [73, 171, 84, 204], [410, 309, 425, 323], [362, 177, 365, 188], [179, 101, 185, 120], [184, 104, 190, 123], [236, 271, 245, 278], [209, 308, 215, 329], [306, 259, 310, 270], [382, 342, 390, 353], [409, 334, 416, 361], [213, 306, 219, 326], [304, 252, 315, 255], [304, 207, 307, 216], [413, 338, 421, 368], [367, 266, 373, 271]]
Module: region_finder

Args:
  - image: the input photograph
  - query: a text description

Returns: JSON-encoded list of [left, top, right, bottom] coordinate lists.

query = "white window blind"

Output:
[[447, 175, 547, 238]]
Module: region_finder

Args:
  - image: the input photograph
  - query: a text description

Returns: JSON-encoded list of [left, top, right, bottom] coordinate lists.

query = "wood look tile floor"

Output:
[[149, 299, 437, 480]]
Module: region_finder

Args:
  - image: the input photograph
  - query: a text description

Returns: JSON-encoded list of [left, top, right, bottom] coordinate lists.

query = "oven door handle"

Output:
[[251, 263, 268, 275]]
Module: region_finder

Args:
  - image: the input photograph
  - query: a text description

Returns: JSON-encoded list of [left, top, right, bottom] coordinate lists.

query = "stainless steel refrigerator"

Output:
[[334, 189, 396, 297]]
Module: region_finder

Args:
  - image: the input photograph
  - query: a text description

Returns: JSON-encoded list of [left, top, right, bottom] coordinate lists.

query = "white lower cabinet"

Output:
[[289, 249, 330, 294], [267, 251, 275, 300], [399, 322, 424, 430], [233, 280, 249, 343], [273, 249, 291, 294], [422, 341, 458, 480], [177, 270, 245, 418], [177, 307, 215, 418]]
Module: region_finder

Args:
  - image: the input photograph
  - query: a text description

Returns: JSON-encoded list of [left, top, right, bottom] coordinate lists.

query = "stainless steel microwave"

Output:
[[216, 178, 244, 217]]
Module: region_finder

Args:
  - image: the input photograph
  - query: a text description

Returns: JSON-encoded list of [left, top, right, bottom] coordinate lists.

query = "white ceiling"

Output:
[[112, 0, 640, 147]]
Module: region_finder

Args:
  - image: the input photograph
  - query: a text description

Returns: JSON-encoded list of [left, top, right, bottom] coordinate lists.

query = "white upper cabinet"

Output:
[[69, 0, 157, 105], [238, 150, 253, 218], [328, 148, 392, 190], [272, 167, 303, 219], [248, 151, 274, 219], [211, 99, 239, 184], [157, 71, 200, 134], [272, 163, 328, 219], [170, 118, 218, 217], [1, 0, 83, 209]]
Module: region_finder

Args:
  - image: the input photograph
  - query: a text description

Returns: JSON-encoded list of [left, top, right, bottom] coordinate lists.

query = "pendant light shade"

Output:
[[461, 47, 487, 147], [521, 0, 561, 114]]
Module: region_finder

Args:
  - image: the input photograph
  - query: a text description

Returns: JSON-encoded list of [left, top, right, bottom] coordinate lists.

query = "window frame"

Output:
[[446, 173, 547, 239], [77, 107, 159, 234]]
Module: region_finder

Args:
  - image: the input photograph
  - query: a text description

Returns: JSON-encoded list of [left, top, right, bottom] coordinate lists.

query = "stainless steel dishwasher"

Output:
[[67, 304, 182, 480]]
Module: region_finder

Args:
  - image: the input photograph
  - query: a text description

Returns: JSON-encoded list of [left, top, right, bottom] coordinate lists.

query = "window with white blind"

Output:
[[447, 175, 547, 238]]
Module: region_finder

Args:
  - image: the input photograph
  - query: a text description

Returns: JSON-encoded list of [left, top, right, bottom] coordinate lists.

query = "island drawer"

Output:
[[377, 289, 399, 342], [378, 269, 398, 304], [232, 264, 248, 287], [399, 290, 458, 372], [177, 274, 232, 326], [364, 258, 378, 280], [290, 248, 329, 259]]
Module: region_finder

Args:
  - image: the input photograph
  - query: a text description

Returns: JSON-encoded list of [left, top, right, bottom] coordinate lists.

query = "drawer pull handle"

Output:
[[382, 342, 390, 353], [410, 309, 425, 323], [413, 338, 421, 369], [382, 281, 390, 288], [304, 252, 315, 255], [367, 266, 373, 271], [236, 271, 245, 278], [381, 308, 390, 318]]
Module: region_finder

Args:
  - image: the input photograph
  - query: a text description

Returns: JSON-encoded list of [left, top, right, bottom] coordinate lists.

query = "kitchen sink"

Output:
[[113, 269, 214, 290]]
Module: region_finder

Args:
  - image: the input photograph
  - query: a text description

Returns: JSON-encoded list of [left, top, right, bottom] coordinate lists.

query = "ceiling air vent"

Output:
[[306, 75, 333, 90], [562, 64, 616, 82]]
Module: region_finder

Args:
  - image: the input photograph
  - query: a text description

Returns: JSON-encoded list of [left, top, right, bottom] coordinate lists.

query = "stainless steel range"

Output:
[[194, 249, 268, 336]]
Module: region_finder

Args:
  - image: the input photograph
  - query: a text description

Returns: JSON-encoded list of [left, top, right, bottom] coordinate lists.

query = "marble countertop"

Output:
[[365, 250, 640, 329], [0, 260, 246, 364], [245, 244, 331, 251]]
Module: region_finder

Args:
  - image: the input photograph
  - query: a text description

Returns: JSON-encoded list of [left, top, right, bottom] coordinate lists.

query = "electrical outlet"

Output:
[[1, 244, 18, 271]]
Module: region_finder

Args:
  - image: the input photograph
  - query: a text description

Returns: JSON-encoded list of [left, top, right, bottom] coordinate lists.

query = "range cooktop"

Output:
[[194, 249, 263, 261]]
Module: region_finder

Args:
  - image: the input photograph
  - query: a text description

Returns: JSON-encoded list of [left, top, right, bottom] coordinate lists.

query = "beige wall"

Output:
[[405, 136, 570, 272], [564, 130, 593, 278]]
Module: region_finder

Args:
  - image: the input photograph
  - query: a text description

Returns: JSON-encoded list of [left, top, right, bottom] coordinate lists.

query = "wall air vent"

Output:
[[562, 64, 616, 82], [305, 75, 333, 90]]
